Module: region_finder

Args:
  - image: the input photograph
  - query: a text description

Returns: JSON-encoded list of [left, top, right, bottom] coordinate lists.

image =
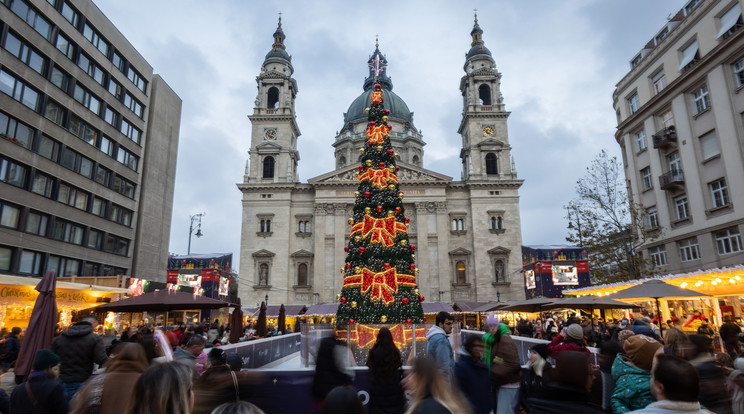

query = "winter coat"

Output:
[[483, 332, 521, 387], [426, 325, 454, 377], [519, 361, 552, 409], [626, 400, 709, 413], [610, 354, 655, 414], [69, 360, 145, 414], [689, 355, 732, 414], [548, 334, 590, 357], [10, 371, 68, 414], [454, 353, 492, 414], [50, 322, 108, 383], [311, 337, 352, 399], [367, 346, 406, 414], [527, 382, 605, 414], [2, 334, 19, 364], [410, 395, 453, 414]]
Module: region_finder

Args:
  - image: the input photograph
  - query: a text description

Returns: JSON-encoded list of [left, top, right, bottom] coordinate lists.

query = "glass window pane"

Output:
[[0, 247, 11, 271], [0, 204, 20, 228]]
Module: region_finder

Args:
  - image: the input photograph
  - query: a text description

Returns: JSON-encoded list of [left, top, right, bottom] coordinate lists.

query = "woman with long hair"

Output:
[[662, 327, 688, 357], [366, 327, 406, 414], [71, 342, 149, 414], [403, 357, 471, 414], [127, 361, 194, 414]]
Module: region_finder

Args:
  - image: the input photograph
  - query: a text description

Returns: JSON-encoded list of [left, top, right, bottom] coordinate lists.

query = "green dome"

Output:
[[344, 88, 412, 124], [265, 48, 290, 60]]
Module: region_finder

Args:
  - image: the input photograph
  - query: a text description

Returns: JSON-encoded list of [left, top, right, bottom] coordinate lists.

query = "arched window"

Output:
[[262, 156, 275, 178], [491, 217, 496, 230], [452, 219, 458, 231], [259, 263, 269, 285], [260, 219, 272, 233], [267, 87, 279, 109], [457, 219, 464, 231], [456, 261, 466, 284], [497, 217, 503, 229], [412, 155, 420, 165], [494, 260, 505, 282], [338, 156, 346, 168], [297, 263, 308, 286], [485, 153, 498, 175], [478, 84, 492, 105]]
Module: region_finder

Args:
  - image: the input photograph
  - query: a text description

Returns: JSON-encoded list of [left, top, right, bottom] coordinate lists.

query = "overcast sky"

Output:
[[94, 0, 684, 272]]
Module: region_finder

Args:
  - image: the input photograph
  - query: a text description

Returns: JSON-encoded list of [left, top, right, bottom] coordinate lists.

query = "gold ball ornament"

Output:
[[351, 301, 358, 309], [382, 116, 388, 122], [398, 192, 405, 199], [412, 254, 416, 260], [354, 266, 362, 274], [394, 152, 399, 159], [348, 218, 354, 225], [359, 148, 365, 154], [364, 207, 372, 214], [380, 315, 388, 323], [354, 191, 360, 198], [340, 268, 345, 274], [388, 184, 396, 191], [414, 288, 420, 295], [400, 240, 408, 246], [365, 160, 373, 167], [414, 268, 420, 275], [365, 108, 370, 113], [389, 166, 395, 173], [387, 211, 395, 217], [354, 236, 362, 242], [376, 145, 383, 152], [336, 294, 341, 300], [355, 172, 361, 178]]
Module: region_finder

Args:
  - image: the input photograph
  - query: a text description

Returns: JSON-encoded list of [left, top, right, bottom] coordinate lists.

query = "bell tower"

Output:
[[245, 16, 301, 184], [457, 12, 516, 181]]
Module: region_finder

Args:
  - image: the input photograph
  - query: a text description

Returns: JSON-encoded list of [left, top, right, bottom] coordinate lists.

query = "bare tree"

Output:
[[565, 150, 656, 283]]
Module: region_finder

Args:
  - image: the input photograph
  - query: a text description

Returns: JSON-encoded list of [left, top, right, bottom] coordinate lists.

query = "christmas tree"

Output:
[[335, 81, 425, 326]]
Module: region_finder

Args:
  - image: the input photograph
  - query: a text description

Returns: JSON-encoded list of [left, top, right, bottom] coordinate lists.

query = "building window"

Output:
[[0, 202, 20, 229], [490, 216, 504, 231], [630, 53, 642, 69], [478, 84, 491, 105], [52, 220, 84, 245], [9, 0, 53, 41], [717, 4, 743, 39], [113, 176, 136, 199], [660, 110, 674, 128], [19, 250, 42, 275], [0, 69, 39, 110], [50, 66, 70, 91], [699, 131, 720, 160], [87, 229, 103, 250], [451, 218, 464, 231], [485, 153, 498, 175], [61, 1, 79, 27], [46, 255, 80, 277], [692, 85, 710, 114], [673, 195, 690, 220], [647, 206, 659, 229], [82, 22, 109, 56], [127, 66, 147, 93], [667, 151, 682, 174], [36, 135, 59, 161], [641, 167, 653, 190], [679, 41, 700, 71], [652, 71, 666, 94], [655, 27, 669, 45], [709, 179, 729, 208], [262, 156, 275, 178], [0, 111, 33, 149], [649, 245, 668, 267], [678, 238, 700, 262], [456, 261, 466, 284], [76, 53, 104, 85], [260, 219, 272, 233], [120, 119, 141, 144], [124, 93, 144, 118], [68, 115, 98, 147], [298, 220, 311, 233], [73, 84, 101, 116], [685, 0, 702, 15], [267, 87, 279, 109], [258, 263, 270, 285], [636, 130, 647, 152], [57, 182, 88, 211], [715, 228, 742, 255], [55, 32, 75, 59], [44, 100, 66, 127], [0, 158, 28, 188], [628, 93, 640, 114], [494, 259, 506, 283], [104, 235, 129, 256], [0, 246, 11, 272], [734, 58, 744, 88], [31, 172, 53, 198], [91, 197, 107, 217], [116, 147, 139, 171], [109, 204, 132, 226], [297, 263, 308, 286], [3, 31, 47, 75], [25, 211, 48, 236]]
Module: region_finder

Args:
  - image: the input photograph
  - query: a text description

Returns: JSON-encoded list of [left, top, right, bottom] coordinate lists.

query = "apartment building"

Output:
[[0, 0, 180, 279], [614, 0, 744, 274]]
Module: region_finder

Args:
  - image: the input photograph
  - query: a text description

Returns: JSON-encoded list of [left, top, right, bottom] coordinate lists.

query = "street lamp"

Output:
[[187, 212, 206, 255], [496, 290, 501, 302], [265, 294, 269, 305]]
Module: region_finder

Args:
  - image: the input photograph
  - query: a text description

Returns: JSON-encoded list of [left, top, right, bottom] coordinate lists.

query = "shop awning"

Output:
[[0, 274, 129, 293], [94, 290, 229, 312], [304, 303, 339, 316], [422, 302, 455, 314], [251, 304, 307, 318], [452, 302, 489, 312]]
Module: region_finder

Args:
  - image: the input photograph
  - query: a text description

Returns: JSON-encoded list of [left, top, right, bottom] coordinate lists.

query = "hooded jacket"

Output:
[[610, 354, 655, 413], [50, 322, 108, 383], [426, 325, 453, 377], [454, 353, 492, 414]]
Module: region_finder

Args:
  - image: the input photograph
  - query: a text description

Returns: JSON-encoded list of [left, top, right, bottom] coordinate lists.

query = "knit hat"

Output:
[[208, 347, 227, 366], [33, 349, 61, 371], [624, 334, 662, 372], [566, 323, 584, 341], [531, 343, 549, 360], [617, 329, 635, 344]]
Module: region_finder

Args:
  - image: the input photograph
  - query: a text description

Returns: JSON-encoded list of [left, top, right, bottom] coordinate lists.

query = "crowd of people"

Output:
[[0, 309, 741, 413]]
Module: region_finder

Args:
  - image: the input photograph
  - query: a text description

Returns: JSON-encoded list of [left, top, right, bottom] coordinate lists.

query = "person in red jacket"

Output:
[[548, 323, 590, 358]]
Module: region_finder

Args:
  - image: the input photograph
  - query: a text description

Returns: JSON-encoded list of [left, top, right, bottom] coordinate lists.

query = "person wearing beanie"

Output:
[[517, 343, 553, 411], [611, 335, 663, 413], [548, 323, 590, 357], [10, 349, 67, 414]]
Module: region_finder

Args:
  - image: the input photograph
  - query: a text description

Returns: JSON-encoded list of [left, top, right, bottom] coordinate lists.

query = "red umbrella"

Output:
[[229, 298, 243, 344], [256, 301, 268, 337], [278, 304, 286, 335], [15, 270, 58, 382]]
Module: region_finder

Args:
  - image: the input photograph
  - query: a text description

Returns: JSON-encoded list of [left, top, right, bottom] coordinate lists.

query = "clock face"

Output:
[[264, 129, 277, 140], [483, 126, 495, 137]]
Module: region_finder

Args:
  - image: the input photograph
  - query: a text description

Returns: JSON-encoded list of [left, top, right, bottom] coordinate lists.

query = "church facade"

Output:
[[237, 16, 525, 306]]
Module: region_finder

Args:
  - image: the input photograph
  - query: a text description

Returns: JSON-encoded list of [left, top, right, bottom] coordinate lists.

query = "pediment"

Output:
[[487, 246, 511, 255], [290, 249, 314, 258], [308, 162, 452, 186], [476, 139, 505, 149], [448, 247, 472, 257], [252, 249, 275, 258], [257, 71, 289, 80], [472, 67, 497, 76], [256, 142, 282, 152]]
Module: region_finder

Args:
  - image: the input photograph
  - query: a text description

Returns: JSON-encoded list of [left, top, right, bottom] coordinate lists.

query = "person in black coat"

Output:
[[526, 351, 603, 414], [454, 335, 491, 414], [10, 349, 67, 414], [312, 335, 353, 411], [1, 327, 21, 371], [366, 327, 406, 414], [518, 343, 552, 410]]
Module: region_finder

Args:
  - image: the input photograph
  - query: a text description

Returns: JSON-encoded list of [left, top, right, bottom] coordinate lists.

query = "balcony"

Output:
[[659, 169, 685, 190], [652, 126, 677, 149]]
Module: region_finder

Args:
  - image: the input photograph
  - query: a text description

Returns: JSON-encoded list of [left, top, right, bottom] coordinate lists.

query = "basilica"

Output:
[[237, 16, 524, 306]]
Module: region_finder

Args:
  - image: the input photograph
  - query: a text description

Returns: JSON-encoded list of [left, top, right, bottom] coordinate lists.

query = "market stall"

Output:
[[249, 304, 307, 333]]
